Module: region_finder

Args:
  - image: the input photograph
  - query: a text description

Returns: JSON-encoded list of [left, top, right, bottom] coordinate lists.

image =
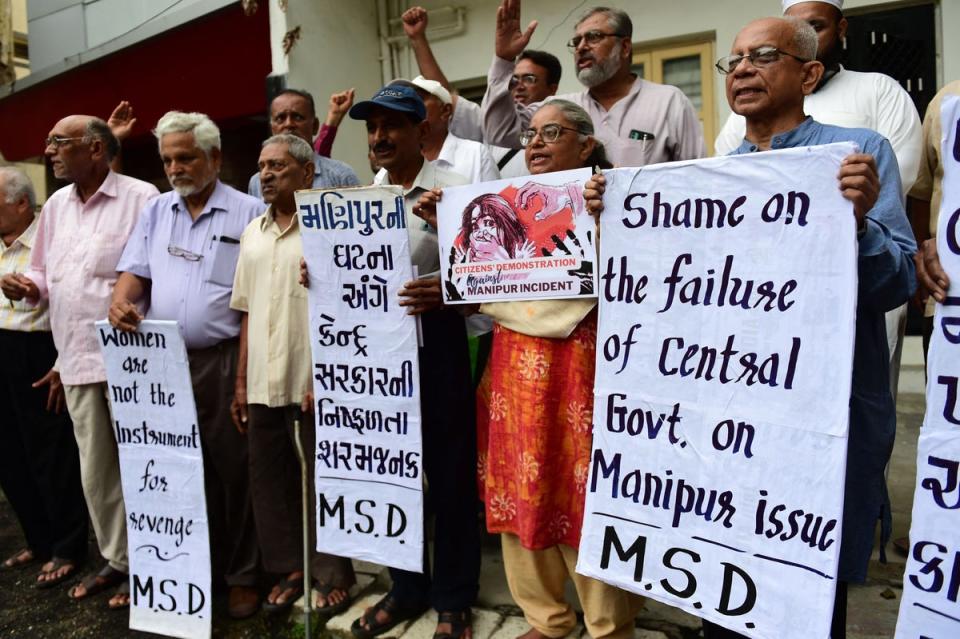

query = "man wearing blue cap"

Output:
[[346, 84, 480, 639]]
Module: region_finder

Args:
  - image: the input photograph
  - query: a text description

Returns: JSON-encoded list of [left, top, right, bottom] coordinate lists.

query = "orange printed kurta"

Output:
[[477, 312, 597, 550]]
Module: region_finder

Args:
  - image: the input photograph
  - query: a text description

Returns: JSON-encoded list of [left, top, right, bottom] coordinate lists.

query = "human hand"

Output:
[[326, 88, 355, 127], [401, 6, 429, 40], [414, 188, 442, 229], [838, 153, 879, 228], [32, 368, 65, 414], [915, 238, 950, 304], [583, 173, 606, 219], [301, 391, 314, 414], [399, 276, 443, 315], [107, 101, 137, 141], [495, 0, 537, 61], [230, 380, 248, 434], [299, 257, 309, 288], [1, 273, 38, 302], [108, 299, 142, 332]]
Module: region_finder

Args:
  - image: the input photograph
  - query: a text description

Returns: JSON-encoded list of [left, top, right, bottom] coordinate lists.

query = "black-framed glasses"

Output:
[[566, 30, 624, 50], [509, 73, 541, 89], [167, 245, 204, 261], [715, 46, 811, 74], [44, 136, 86, 149], [519, 124, 582, 147]]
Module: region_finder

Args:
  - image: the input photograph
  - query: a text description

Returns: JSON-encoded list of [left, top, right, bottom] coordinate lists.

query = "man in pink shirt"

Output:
[[1, 114, 158, 609]]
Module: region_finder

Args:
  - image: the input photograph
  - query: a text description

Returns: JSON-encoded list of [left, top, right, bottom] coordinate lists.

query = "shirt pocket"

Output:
[[91, 233, 127, 280], [207, 239, 241, 287]]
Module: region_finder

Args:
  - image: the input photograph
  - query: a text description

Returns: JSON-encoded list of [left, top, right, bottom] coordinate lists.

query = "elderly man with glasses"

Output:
[[588, 15, 915, 638], [0, 116, 159, 609], [107, 111, 265, 619], [482, 0, 705, 167]]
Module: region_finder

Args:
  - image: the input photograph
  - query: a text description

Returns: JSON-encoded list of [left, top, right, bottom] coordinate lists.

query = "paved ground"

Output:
[[0, 338, 928, 638]]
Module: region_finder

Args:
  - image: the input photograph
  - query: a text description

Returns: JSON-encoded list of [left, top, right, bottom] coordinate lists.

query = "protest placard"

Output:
[[96, 319, 210, 639], [436, 169, 596, 303], [895, 95, 960, 638], [576, 143, 859, 638], [297, 186, 423, 572]]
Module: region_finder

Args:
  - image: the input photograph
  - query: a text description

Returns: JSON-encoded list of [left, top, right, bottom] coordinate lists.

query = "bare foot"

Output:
[[2, 548, 34, 569], [36, 558, 76, 585], [267, 571, 304, 606], [316, 585, 349, 609], [108, 590, 130, 609]]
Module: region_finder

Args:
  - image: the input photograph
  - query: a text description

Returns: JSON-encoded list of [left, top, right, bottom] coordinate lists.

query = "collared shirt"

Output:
[[247, 152, 360, 198], [732, 116, 916, 583], [230, 207, 310, 407], [26, 171, 159, 385], [374, 159, 470, 274], [481, 56, 706, 167], [117, 180, 264, 350], [716, 67, 923, 195], [450, 98, 528, 178], [0, 215, 49, 332], [435, 132, 501, 183], [910, 80, 960, 235]]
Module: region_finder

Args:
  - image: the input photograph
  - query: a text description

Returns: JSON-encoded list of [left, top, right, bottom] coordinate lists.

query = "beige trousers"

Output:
[[501, 534, 641, 639], [63, 382, 128, 572]]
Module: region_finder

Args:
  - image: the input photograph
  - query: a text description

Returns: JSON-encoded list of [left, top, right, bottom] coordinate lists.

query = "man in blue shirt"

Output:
[[108, 111, 265, 619], [248, 89, 361, 197], [585, 15, 916, 639]]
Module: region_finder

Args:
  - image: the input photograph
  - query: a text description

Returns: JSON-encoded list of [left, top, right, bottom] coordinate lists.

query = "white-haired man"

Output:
[[482, 0, 705, 166], [1, 115, 159, 609], [0, 167, 89, 591], [108, 111, 264, 619]]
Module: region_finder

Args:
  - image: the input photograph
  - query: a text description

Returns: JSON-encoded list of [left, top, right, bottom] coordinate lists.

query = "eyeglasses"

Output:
[[519, 124, 582, 147], [715, 46, 811, 74], [509, 73, 541, 89], [44, 136, 86, 149], [566, 30, 623, 50], [167, 245, 204, 261]]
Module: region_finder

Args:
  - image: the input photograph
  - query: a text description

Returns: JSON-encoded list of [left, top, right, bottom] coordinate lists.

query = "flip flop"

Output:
[[35, 557, 79, 590], [351, 594, 427, 639], [315, 582, 353, 617], [262, 576, 304, 614], [108, 580, 130, 610], [67, 564, 127, 601], [1, 548, 35, 571]]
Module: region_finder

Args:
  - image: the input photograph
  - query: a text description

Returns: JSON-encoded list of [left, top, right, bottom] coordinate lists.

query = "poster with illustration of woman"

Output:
[[436, 167, 596, 303]]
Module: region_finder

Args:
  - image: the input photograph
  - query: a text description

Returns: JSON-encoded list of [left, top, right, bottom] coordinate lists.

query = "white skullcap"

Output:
[[783, 0, 843, 13], [410, 76, 452, 105]]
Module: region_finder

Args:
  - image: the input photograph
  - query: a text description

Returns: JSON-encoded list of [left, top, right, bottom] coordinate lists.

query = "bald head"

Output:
[[45, 115, 119, 183]]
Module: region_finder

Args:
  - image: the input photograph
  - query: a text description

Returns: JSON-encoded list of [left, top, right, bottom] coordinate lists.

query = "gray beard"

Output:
[[577, 54, 620, 88]]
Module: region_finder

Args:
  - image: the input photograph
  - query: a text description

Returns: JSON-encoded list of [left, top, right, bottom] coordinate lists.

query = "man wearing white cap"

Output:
[[392, 77, 501, 184]]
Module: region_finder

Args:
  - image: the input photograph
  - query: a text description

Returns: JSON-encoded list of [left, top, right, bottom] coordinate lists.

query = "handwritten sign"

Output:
[[297, 186, 424, 572], [436, 169, 596, 303], [96, 319, 211, 639], [895, 95, 960, 638], [576, 144, 858, 638]]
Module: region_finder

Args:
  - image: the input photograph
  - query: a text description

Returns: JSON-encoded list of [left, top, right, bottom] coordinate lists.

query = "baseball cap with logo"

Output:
[[348, 84, 427, 122]]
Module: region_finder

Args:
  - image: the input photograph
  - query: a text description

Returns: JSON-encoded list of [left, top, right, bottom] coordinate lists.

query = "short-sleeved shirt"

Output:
[[481, 56, 706, 167], [910, 80, 960, 235], [117, 180, 264, 349], [435, 133, 501, 183], [374, 159, 470, 275], [248, 152, 360, 198], [26, 171, 159, 385], [230, 208, 310, 407], [0, 216, 49, 332]]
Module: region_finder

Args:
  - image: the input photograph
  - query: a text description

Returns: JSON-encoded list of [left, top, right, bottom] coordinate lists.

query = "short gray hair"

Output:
[[153, 111, 221, 156], [262, 134, 314, 165], [0, 166, 37, 210], [84, 118, 120, 161], [577, 6, 633, 39], [784, 16, 818, 60], [539, 99, 611, 168]]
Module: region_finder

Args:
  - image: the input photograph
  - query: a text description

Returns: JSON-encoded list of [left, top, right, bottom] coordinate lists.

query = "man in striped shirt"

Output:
[[0, 166, 89, 589]]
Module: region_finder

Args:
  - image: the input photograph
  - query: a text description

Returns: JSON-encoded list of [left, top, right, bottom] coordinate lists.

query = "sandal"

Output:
[[435, 609, 472, 639], [315, 582, 353, 617], [1, 548, 35, 570], [350, 594, 427, 639], [108, 580, 130, 610], [67, 564, 127, 601], [262, 575, 304, 614], [36, 557, 79, 590]]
